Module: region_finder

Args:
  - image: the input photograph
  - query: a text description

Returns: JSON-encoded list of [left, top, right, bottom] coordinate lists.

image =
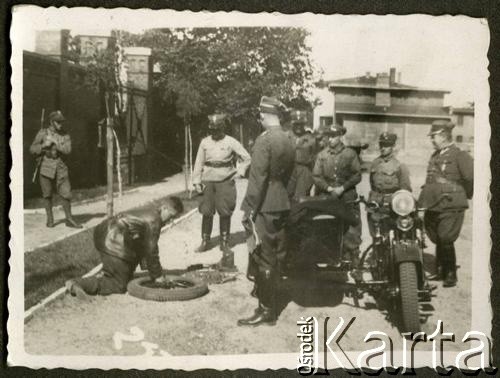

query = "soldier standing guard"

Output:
[[192, 113, 251, 269], [29, 110, 82, 228], [287, 110, 318, 200], [313, 124, 362, 279], [238, 96, 295, 327], [368, 132, 412, 236], [418, 120, 473, 287]]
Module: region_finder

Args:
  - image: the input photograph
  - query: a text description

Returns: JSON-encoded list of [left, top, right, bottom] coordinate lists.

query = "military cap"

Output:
[[290, 109, 308, 125], [49, 110, 65, 122], [428, 119, 454, 136], [379, 132, 397, 147], [208, 113, 227, 129], [322, 124, 346, 137], [259, 96, 287, 116]]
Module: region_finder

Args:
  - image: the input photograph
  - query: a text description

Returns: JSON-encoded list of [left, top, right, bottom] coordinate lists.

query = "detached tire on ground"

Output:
[[127, 275, 208, 301]]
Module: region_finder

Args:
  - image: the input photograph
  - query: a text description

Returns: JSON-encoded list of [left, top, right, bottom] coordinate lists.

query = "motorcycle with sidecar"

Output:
[[284, 190, 442, 332]]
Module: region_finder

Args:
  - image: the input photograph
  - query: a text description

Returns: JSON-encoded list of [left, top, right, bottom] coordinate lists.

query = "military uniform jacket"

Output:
[[369, 154, 411, 202], [289, 132, 317, 167], [93, 208, 163, 279], [29, 127, 71, 180], [418, 144, 473, 211], [192, 135, 251, 184], [313, 143, 361, 201], [242, 127, 295, 214]]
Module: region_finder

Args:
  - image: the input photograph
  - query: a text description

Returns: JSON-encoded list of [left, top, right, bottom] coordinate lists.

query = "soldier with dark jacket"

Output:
[[313, 124, 362, 279], [368, 132, 412, 236], [29, 110, 81, 228], [192, 113, 251, 269], [418, 120, 473, 287], [65, 197, 183, 297], [287, 110, 318, 200], [238, 96, 295, 327]]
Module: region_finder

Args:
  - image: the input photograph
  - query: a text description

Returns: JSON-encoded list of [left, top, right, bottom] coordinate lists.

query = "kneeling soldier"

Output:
[[192, 113, 251, 269], [368, 132, 411, 236], [419, 120, 473, 287], [65, 197, 183, 296]]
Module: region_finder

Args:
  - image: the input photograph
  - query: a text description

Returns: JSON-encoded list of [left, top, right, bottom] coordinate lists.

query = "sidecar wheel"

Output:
[[398, 262, 420, 332]]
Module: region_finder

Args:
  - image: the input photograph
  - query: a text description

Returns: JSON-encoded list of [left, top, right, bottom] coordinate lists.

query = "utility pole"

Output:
[[105, 93, 114, 217]]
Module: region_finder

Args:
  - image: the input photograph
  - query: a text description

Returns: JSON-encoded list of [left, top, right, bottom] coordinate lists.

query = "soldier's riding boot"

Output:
[[442, 244, 457, 288], [62, 198, 82, 229], [237, 269, 277, 327], [44, 197, 55, 228], [429, 245, 443, 281], [196, 216, 213, 253], [219, 216, 231, 253]]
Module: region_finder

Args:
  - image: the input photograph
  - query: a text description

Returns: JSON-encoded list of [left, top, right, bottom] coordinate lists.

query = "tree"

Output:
[[124, 27, 320, 129]]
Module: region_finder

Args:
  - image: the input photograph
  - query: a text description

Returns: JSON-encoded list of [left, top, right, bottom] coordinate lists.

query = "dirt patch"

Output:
[[25, 190, 199, 309]]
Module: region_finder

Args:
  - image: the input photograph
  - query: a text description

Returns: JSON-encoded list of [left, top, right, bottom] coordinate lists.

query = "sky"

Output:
[[12, 6, 490, 107]]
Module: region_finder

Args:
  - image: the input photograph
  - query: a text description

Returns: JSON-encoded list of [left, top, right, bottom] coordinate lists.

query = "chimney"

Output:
[[389, 67, 396, 85], [365, 71, 371, 78], [35, 29, 70, 60], [397, 72, 402, 83], [376, 73, 389, 88]]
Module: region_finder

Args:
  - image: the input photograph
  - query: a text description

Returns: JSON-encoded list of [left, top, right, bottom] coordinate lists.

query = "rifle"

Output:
[[31, 108, 45, 183]]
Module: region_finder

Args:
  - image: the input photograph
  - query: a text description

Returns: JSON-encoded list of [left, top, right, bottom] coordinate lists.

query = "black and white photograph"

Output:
[[8, 6, 491, 371]]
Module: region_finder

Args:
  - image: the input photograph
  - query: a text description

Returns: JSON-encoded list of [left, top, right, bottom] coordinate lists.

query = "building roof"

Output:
[[327, 75, 450, 93], [335, 103, 451, 119]]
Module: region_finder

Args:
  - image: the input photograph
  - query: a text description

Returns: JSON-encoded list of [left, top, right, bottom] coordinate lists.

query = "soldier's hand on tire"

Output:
[[154, 275, 170, 285]]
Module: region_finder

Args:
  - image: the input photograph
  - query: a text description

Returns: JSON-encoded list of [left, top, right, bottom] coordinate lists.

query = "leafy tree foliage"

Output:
[[122, 27, 320, 129]]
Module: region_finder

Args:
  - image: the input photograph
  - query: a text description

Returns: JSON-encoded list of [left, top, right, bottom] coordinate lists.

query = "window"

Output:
[[456, 114, 464, 127], [320, 116, 333, 127], [456, 135, 463, 143], [375, 91, 391, 107]]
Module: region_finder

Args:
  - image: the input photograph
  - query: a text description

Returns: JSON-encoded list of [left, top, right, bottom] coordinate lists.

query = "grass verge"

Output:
[[25, 190, 199, 309]]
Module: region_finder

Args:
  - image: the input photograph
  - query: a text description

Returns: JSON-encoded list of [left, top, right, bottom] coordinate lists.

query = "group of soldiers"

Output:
[[52, 94, 473, 328]]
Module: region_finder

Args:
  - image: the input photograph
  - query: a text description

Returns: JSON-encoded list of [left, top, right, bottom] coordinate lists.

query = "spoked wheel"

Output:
[[127, 274, 208, 302], [398, 262, 421, 332]]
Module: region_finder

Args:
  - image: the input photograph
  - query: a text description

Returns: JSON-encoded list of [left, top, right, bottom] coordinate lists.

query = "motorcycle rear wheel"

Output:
[[398, 262, 421, 332]]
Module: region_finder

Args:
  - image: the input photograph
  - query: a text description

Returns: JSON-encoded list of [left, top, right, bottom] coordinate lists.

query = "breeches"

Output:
[[198, 180, 236, 216], [40, 174, 71, 199], [288, 164, 313, 200], [75, 252, 135, 296], [424, 210, 465, 245], [251, 211, 289, 272]]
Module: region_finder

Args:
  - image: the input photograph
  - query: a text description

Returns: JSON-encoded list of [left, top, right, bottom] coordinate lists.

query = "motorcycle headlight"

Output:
[[391, 190, 415, 216]]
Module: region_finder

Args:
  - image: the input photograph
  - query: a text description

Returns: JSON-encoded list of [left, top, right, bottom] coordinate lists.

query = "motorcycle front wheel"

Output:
[[398, 262, 421, 332]]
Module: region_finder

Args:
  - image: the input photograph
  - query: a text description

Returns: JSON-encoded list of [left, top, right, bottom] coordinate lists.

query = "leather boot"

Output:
[[428, 245, 443, 281], [62, 198, 82, 228], [219, 216, 231, 253], [237, 303, 276, 327], [44, 197, 55, 228], [443, 268, 457, 287], [441, 244, 457, 287], [238, 269, 277, 327], [196, 216, 213, 253]]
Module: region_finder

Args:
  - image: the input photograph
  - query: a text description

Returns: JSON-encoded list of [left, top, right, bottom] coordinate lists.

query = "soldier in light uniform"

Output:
[[29, 110, 82, 228], [368, 132, 412, 236], [192, 113, 251, 269], [313, 124, 362, 278], [238, 96, 295, 327], [418, 120, 473, 287], [287, 110, 318, 201]]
